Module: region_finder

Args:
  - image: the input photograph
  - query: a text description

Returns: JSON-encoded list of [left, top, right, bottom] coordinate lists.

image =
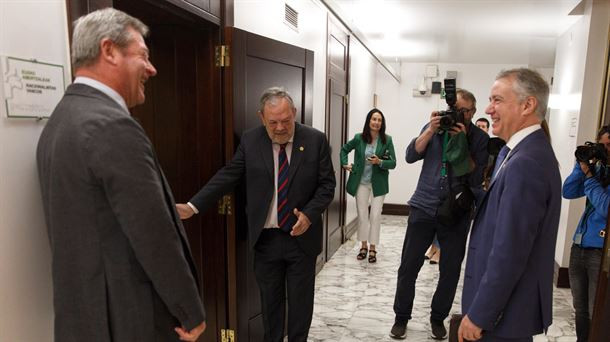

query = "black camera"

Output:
[[575, 142, 608, 184], [575, 142, 607, 165], [438, 78, 464, 131]]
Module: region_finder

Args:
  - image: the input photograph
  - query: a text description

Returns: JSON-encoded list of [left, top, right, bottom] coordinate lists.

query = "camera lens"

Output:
[[439, 114, 455, 130]]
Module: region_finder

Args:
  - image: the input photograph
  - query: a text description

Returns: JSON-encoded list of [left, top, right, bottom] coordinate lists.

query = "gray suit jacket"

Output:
[[37, 84, 205, 341]]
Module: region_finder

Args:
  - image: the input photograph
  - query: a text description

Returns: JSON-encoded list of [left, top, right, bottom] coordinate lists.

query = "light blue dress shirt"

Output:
[[360, 139, 378, 184]]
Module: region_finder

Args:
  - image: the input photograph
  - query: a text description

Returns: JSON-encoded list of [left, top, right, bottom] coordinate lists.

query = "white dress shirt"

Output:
[[187, 136, 294, 229], [496, 124, 542, 173], [263, 139, 293, 229], [73, 76, 129, 114]]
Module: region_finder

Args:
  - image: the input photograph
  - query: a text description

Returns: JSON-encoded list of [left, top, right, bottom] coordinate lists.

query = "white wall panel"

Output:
[[0, 1, 71, 341], [377, 62, 525, 206]]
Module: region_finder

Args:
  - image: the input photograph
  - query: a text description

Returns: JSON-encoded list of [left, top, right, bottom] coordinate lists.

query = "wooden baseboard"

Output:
[[382, 203, 410, 216], [554, 261, 570, 288], [343, 217, 358, 240]]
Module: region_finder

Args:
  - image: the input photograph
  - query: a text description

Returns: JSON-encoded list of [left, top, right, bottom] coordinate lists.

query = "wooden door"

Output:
[[66, 1, 227, 341], [116, 2, 226, 342], [223, 27, 314, 341], [325, 16, 349, 261]]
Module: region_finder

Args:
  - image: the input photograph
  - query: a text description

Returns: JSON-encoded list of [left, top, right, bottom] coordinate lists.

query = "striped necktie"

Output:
[[277, 144, 294, 232]]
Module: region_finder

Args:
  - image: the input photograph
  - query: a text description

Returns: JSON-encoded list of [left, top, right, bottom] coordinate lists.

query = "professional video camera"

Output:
[[438, 78, 464, 132]]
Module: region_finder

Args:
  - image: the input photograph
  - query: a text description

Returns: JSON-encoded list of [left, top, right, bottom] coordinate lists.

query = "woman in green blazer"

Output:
[[340, 108, 396, 262]]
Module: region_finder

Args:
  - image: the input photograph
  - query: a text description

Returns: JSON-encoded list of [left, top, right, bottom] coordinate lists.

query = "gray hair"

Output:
[[71, 8, 149, 69], [496, 68, 549, 119], [457, 88, 476, 108], [259, 87, 296, 114]]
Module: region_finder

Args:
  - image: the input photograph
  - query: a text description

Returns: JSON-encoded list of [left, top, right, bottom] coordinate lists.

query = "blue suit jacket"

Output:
[[462, 129, 561, 338]]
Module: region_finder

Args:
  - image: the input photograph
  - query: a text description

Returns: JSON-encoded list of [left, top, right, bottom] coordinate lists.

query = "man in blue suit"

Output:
[[459, 68, 561, 341]]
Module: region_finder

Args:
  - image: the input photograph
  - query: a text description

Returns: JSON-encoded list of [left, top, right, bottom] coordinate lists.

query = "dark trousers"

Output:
[[569, 244, 602, 342], [393, 206, 470, 322], [480, 335, 533, 342], [254, 229, 317, 342]]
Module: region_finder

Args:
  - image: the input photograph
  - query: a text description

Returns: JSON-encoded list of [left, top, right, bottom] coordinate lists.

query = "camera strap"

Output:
[[441, 131, 449, 178]]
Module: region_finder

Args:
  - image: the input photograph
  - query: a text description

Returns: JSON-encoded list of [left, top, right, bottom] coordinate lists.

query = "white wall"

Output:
[[376, 62, 526, 205], [0, 1, 72, 341], [234, 0, 329, 131], [550, 0, 610, 267], [234, 0, 384, 226], [344, 38, 378, 225]]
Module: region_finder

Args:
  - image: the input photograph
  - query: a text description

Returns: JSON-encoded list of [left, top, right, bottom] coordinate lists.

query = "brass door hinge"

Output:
[[221, 329, 236, 342], [217, 195, 233, 215], [215, 45, 230, 67]]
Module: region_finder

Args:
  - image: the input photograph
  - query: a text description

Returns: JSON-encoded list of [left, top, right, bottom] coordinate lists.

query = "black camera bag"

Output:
[[436, 129, 476, 226], [437, 183, 474, 226]]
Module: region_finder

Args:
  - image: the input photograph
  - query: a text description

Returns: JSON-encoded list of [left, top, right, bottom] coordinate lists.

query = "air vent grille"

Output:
[[284, 4, 298, 31]]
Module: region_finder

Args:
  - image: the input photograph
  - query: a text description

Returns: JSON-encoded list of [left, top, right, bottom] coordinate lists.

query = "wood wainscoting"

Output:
[[343, 217, 359, 241], [554, 261, 570, 289], [382, 203, 410, 216]]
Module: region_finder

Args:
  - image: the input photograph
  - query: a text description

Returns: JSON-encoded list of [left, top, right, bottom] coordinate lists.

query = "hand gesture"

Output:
[[428, 111, 442, 133], [579, 161, 593, 178], [175, 321, 206, 341], [176, 203, 195, 220], [458, 315, 482, 342], [450, 122, 467, 136], [290, 208, 311, 236], [367, 155, 381, 165], [342, 164, 353, 172]]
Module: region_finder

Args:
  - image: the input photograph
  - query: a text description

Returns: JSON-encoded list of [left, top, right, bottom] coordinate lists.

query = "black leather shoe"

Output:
[[430, 318, 447, 339], [389, 321, 407, 339]]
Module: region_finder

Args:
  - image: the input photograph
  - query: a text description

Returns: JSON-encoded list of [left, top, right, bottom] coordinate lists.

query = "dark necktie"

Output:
[[491, 145, 510, 181], [277, 144, 294, 232]]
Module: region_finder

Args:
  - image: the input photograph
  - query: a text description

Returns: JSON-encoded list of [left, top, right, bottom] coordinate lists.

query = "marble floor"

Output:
[[308, 215, 577, 342]]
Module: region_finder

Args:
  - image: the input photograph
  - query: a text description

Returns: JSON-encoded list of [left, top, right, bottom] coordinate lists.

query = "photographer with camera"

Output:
[[390, 85, 488, 339], [562, 125, 610, 341]]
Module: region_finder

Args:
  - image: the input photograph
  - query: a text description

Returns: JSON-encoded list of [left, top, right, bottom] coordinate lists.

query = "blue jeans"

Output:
[[568, 244, 602, 342]]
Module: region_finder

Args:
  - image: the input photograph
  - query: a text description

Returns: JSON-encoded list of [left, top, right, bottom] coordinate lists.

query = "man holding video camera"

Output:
[[390, 84, 488, 340], [562, 125, 610, 341]]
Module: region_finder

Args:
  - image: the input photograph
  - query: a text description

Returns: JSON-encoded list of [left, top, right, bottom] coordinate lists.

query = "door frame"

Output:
[[222, 26, 315, 341], [590, 46, 610, 342], [324, 13, 350, 262]]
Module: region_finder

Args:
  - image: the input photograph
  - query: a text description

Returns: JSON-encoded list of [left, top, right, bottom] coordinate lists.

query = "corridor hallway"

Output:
[[308, 215, 577, 341]]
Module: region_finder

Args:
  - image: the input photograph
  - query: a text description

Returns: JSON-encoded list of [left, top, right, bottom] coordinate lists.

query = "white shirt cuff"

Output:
[[187, 202, 199, 214]]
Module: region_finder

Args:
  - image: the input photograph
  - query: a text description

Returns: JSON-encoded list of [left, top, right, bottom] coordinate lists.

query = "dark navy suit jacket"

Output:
[[462, 128, 561, 338]]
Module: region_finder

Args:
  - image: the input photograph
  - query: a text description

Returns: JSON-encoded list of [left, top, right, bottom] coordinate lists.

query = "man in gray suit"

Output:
[[37, 8, 205, 341]]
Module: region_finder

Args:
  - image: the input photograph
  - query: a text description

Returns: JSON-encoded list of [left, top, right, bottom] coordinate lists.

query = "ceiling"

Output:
[[330, 0, 582, 67]]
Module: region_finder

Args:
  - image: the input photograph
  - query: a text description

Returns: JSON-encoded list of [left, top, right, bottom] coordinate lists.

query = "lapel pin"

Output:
[[299, 146, 304, 151]]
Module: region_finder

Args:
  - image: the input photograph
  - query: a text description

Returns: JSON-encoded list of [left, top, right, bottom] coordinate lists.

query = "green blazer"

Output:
[[340, 133, 396, 197]]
